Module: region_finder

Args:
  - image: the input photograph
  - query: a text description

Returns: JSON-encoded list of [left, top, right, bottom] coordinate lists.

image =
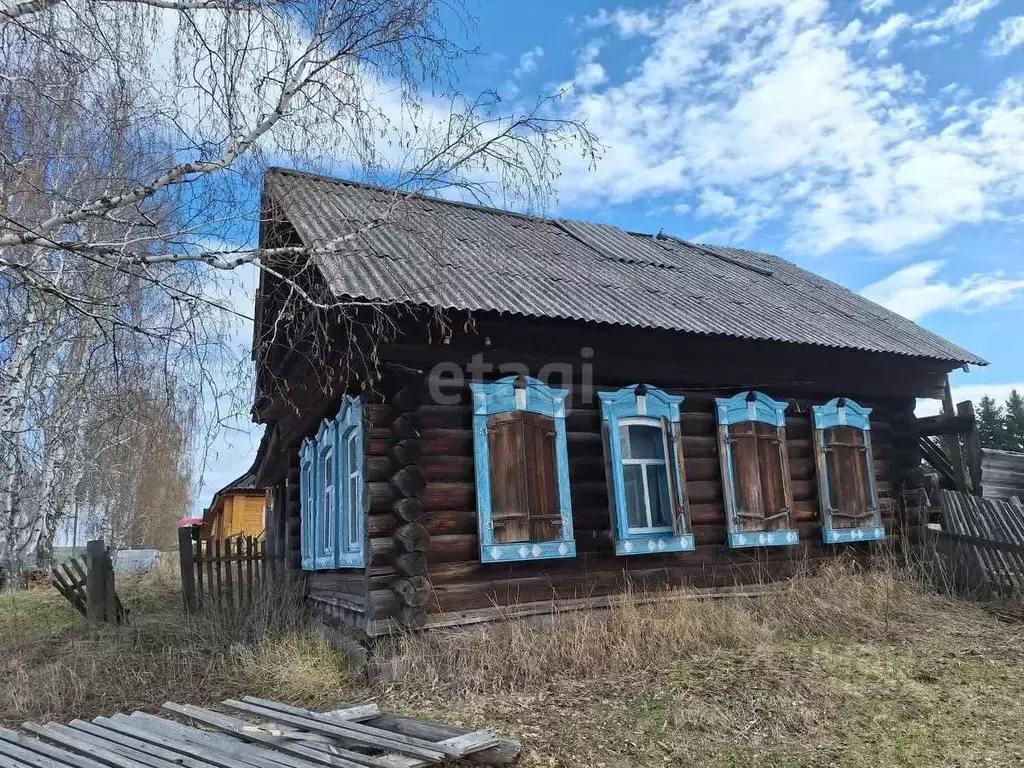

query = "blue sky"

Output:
[[193, 0, 1024, 510]]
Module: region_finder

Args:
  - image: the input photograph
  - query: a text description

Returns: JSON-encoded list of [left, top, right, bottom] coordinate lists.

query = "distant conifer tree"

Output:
[[1005, 390, 1024, 453], [976, 395, 1008, 450]]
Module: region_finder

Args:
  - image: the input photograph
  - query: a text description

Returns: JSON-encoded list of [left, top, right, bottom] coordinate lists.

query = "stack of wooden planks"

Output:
[[0, 697, 519, 767]]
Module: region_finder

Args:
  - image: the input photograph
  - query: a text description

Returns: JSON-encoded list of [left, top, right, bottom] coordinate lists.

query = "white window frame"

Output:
[[321, 445, 335, 557], [345, 427, 361, 551], [619, 417, 675, 535]]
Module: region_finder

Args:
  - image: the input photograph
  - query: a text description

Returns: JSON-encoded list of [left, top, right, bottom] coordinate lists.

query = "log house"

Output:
[[250, 169, 985, 635]]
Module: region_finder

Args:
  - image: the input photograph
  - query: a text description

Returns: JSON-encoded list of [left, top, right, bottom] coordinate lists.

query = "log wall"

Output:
[[254, 311, 938, 635], [358, 378, 918, 634]]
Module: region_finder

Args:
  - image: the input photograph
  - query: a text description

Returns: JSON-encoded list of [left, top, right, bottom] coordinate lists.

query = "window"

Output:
[[715, 391, 799, 548], [599, 384, 695, 555], [299, 395, 365, 570], [470, 375, 575, 562], [812, 398, 885, 544]]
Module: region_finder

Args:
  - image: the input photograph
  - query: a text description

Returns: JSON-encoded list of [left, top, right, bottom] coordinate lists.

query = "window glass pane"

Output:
[[324, 452, 334, 488], [647, 464, 673, 528], [348, 474, 359, 547], [623, 463, 646, 529], [625, 424, 665, 459], [347, 431, 358, 472]]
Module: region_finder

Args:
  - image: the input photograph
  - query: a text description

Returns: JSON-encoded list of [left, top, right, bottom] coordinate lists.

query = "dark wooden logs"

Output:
[[392, 414, 420, 440], [382, 377, 431, 629], [390, 466, 425, 497], [394, 522, 430, 553], [393, 575, 431, 607], [395, 552, 428, 576], [394, 496, 424, 522], [390, 439, 423, 466]]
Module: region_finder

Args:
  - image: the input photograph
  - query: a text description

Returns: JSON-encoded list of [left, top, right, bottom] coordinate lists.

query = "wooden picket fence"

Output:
[[177, 529, 284, 614]]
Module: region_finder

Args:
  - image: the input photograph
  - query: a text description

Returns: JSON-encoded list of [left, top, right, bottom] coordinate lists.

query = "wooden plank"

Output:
[[246, 537, 254, 608], [222, 701, 449, 761], [224, 537, 234, 610], [195, 540, 205, 609], [120, 716, 352, 768], [942, 378, 968, 493], [45, 722, 179, 768], [360, 716, 520, 767], [68, 721, 215, 768], [85, 541, 107, 626], [120, 713, 340, 768], [245, 700, 499, 757], [206, 540, 215, 609], [958, 401, 982, 495], [0, 738, 69, 768], [178, 528, 198, 614], [107, 713, 329, 768], [160, 704, 415, 768], [0, 728, 102, 768], [247, 704, 499, 757], [22, 722, 145, 768]]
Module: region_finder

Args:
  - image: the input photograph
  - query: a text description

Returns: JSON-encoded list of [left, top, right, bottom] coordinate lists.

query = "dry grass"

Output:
[[373, 561, 1024, 767], [0, 561, 360, 725], [1, 557, 1022, 767]]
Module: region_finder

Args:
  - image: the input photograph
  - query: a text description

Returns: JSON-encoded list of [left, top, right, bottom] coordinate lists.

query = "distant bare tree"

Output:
[[0, 0, 596, 576]]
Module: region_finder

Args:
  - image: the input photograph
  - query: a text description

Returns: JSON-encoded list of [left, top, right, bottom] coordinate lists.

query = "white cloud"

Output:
[[913, 0, 1001, 34], [583, 8, 660, 37], [514, 46, 544, 77], [860, 0, 894, 13], [572, 39, 608, 88], [552, 0, 1024, 253], [987, 15, 1024, 56], [871, 12, 912, 45], [861, 260, 1024, 322]]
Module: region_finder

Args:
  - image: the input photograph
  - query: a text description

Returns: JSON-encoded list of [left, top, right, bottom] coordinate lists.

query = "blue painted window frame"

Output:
[[299, 395, 365, 570], [812, 398, 886, 544], [599, 384, 695, 556], [469, 375, 575, 563], [715, 391, 800, 549]]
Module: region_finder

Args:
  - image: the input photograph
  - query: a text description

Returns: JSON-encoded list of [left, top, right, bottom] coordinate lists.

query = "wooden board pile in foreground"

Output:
[[0, 696, 519, 767]]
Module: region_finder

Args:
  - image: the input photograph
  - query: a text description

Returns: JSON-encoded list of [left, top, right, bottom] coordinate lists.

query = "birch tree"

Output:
[[0, 0, 595, 576]]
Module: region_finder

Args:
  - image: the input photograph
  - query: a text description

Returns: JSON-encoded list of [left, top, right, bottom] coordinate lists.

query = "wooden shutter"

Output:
[[487, 411, 562, 543], [824, 426, 873, 528], [728, 422, 790, 531], [487, 412, 529, 543], [522, 411, 562, 542]]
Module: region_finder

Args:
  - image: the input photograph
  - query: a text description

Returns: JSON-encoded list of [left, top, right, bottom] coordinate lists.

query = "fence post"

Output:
[[85, 539, 107, 625], [178, 527, 198, 614], [958, 400, 982, 495]]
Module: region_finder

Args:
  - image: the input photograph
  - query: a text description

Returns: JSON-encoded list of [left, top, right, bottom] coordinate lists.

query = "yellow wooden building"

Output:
[[202, 471, 266, 540]]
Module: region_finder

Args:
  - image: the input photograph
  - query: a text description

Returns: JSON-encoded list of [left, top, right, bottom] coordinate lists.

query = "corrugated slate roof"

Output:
[[263, 169, 984, 365]]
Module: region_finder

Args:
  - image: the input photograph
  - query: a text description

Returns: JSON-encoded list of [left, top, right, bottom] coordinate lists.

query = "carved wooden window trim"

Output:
[[299, 395, 365, 570], [812, 397, 885, 544], [599, 384, 695, 556], [470, 375, 575, 563], [715, 391, 800, 548]]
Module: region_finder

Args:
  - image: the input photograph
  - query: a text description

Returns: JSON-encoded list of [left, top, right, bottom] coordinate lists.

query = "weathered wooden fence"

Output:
[[49, 539, 125, 624], [178, 529, 285, 613], [911, 490, 1024, 598]]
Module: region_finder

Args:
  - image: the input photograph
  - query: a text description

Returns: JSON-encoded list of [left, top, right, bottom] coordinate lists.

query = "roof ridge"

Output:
[[265, 167, 565, 227]]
